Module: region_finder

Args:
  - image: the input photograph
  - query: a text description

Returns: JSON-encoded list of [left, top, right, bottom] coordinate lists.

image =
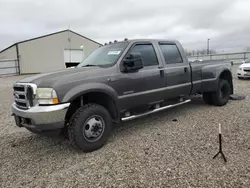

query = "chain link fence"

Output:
[[187, 52, 250, 64]]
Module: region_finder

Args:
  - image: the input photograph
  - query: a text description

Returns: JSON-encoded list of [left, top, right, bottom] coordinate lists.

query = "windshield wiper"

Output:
[[81, 64, 99, 67]]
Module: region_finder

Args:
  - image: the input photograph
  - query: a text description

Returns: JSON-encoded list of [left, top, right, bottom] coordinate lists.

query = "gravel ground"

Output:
[[0, 65, 250, 188]]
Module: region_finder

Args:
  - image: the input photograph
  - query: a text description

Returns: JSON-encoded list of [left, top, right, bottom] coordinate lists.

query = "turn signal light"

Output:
[[52, 98, 59, 104]]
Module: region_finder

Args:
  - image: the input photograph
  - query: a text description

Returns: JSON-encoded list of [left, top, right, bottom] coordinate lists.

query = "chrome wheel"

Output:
[[82, 115, 105, 142]]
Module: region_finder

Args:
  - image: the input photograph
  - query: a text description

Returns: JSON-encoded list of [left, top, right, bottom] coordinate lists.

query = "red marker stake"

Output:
[[213, 123, 227, 162]]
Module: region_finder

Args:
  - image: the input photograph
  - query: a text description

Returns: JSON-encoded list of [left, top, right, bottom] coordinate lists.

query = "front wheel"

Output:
[[212, 79, 231, 106], [67, 103, 112, 152]]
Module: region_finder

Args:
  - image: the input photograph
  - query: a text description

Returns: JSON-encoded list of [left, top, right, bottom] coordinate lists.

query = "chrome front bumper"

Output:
[[12, 103, 70, 131]]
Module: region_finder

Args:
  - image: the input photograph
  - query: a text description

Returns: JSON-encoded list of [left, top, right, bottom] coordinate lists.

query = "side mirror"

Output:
[[122, 53, 143, 72]]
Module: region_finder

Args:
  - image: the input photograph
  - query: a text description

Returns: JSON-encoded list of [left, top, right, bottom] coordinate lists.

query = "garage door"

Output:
[[64, 49, 85, 68], [0, 59, 19, 77]]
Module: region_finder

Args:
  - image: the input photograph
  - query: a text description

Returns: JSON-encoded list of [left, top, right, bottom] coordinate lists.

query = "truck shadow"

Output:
[[111, 96, 208, 135]]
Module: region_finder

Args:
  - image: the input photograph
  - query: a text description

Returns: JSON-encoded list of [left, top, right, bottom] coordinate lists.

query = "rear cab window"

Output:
[[159, 43, 183, 64]]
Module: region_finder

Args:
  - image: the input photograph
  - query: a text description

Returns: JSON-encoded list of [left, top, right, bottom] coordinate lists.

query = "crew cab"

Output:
[[12, 39, 233, 152]]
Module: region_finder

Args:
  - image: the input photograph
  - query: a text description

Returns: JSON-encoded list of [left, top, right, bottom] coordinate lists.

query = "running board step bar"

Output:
[[121, 99, 191, 121]]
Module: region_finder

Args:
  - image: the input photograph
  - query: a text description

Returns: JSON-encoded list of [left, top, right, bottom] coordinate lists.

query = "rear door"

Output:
[[158, 42, 192, 99]]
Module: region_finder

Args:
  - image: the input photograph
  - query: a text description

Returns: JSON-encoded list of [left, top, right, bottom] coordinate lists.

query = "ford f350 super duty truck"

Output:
[[12, 39, 233, 152]]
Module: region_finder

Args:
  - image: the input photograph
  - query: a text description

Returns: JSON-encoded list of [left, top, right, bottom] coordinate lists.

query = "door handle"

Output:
[[158, 67, 164, 78], [184, 67, 188, 72]]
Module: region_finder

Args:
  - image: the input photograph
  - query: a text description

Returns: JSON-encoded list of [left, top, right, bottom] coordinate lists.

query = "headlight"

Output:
[[36, 88, 59, 105], [238, 68, 243, 71]]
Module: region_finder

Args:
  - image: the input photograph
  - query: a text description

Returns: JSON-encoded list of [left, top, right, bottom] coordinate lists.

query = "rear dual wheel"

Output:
[[203, 92, 213, 105], [203, 79, 231, 106]]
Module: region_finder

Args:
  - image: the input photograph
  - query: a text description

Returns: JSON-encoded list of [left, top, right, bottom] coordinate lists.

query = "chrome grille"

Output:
[[13, 83, 37, 109]]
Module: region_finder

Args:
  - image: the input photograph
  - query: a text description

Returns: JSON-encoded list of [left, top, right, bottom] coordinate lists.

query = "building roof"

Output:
[[0, 29, 102, 54]]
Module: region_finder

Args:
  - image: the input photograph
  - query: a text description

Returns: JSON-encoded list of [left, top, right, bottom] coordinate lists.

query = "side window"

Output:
[[159, 44, 183, 64], [129, 44, 158, 66]]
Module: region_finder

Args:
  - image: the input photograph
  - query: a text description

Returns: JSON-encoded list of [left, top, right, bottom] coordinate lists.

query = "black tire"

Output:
[[212, 79, 231, 106], [68, 103, 112, 152], [203, 92, 214, 105]]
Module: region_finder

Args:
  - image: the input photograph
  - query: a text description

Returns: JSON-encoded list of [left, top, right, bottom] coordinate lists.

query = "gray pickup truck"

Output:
[[12, 39, 233, 152]]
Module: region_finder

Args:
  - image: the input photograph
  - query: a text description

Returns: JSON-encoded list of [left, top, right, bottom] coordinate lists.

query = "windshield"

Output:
[[77, 42, 128, 67]]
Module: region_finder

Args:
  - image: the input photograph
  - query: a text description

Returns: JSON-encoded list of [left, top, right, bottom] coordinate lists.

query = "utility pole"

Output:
[[207, 38, 210, 55]]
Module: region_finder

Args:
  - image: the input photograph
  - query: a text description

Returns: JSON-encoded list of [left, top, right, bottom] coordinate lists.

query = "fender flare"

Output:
[[201, 64, 233, 93], [216, 68, 234, 94], [62, 83, 119, 105]]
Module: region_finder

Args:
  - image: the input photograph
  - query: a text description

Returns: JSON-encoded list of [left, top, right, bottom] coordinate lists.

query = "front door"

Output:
[[117, 43, 165, 110]]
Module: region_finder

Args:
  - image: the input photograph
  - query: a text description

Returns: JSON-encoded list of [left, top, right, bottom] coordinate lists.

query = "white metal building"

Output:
[[0, 30, 101, 76]]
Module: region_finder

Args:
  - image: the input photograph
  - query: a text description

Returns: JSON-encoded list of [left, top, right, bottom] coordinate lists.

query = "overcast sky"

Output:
[[1, 0, 250, 52]]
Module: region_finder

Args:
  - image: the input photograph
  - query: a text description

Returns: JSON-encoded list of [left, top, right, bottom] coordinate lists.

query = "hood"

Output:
[[17, 66, 114, 87]]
